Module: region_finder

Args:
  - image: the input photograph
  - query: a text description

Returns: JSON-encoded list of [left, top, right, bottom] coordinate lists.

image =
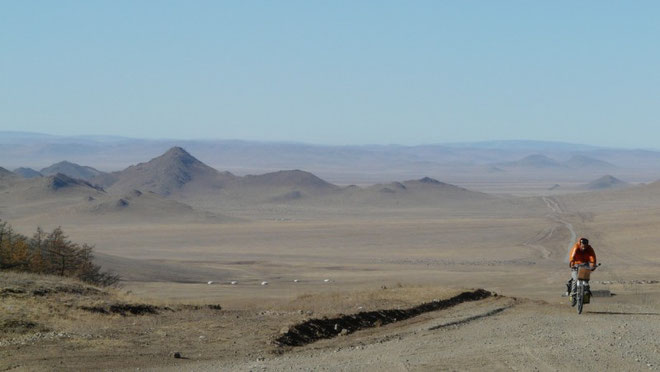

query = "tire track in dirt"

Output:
[[427, 306, 511, 330], [542, 196, 577, 263]]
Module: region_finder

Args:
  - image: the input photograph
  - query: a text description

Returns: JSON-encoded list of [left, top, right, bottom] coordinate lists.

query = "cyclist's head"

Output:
[[579, 237, 589, 248]]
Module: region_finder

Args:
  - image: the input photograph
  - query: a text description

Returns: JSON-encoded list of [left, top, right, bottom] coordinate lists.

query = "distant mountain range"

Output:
[[3, 132, 660, 187], [500, 154, 616, 169], [5, 144, 660, 227], [0, 146, 500, 224]]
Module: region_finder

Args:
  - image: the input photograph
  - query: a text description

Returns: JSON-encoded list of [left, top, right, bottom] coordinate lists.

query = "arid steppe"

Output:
[[1, 147, 659, 371]]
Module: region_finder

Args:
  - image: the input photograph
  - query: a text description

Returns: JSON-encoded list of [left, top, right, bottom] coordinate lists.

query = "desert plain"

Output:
[[1, 143, 659, 371]]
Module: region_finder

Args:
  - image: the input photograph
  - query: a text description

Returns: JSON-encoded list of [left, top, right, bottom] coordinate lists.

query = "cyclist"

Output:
[[565, 237, 597, 296]]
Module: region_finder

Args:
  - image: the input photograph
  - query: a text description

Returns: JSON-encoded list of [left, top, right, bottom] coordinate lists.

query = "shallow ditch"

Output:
[[276, 288, 493, 347], [79, 303, 170, 316]]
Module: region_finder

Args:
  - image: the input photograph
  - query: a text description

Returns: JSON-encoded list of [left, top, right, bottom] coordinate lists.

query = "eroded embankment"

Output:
[[276, 289, 492, 347]]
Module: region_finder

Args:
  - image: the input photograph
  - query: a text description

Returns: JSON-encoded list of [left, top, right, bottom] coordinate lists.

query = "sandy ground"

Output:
[[2, 182, 660, 371]]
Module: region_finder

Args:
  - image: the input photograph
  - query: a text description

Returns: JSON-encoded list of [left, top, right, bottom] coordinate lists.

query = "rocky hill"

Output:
[[103, 147, 236, 196], [40, 161, 104, 181], [583, 175, 628, 190], [13, 167, 42, 179]]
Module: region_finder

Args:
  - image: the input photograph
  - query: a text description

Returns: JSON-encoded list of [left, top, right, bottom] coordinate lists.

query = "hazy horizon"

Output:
[[0, 130, 654, 152]]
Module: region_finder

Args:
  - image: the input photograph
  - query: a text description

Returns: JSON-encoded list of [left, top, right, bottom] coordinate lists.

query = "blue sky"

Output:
[[1, 1, 659, 147]]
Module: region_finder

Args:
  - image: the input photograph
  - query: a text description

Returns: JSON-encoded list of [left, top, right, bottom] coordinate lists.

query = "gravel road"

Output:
[[148, 293, 659, 371]]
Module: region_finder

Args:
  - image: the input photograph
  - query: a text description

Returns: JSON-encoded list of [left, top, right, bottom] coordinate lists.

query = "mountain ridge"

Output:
[[103, 147, 236, 196], [40, 161, 104, 181]]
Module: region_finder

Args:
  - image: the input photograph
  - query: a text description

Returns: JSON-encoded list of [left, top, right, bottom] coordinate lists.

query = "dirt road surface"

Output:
[[144, 293, 659, 371]]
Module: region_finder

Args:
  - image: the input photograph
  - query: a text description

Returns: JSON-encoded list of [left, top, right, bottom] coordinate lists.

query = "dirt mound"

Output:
[[275, 289, 492, 347]]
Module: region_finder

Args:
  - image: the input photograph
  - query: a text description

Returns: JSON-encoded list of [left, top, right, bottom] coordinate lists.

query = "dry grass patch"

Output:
[[258, 284, 464, 316]]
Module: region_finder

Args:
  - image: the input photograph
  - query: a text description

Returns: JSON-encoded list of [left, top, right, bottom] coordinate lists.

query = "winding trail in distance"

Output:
[[542, 196, 577, 263]]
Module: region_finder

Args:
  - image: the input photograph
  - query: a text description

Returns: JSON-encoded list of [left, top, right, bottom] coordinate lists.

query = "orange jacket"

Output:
[[569, 238, 596, 267]]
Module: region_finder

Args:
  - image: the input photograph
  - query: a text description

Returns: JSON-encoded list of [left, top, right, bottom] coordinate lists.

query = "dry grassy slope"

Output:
[[0, 272, 130, 339], [78, 189, 233, 223], [0, 271, 228, 370], [0, 174, 105, 220], [0, 271, 481, 371]]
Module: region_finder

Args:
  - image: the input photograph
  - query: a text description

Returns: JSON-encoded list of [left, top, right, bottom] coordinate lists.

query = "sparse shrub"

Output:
[[0, 219, 120, 286]]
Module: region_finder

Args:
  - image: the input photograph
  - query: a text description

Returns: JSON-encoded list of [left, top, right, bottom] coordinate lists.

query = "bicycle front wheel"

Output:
[[577, 286, 584, 314]]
